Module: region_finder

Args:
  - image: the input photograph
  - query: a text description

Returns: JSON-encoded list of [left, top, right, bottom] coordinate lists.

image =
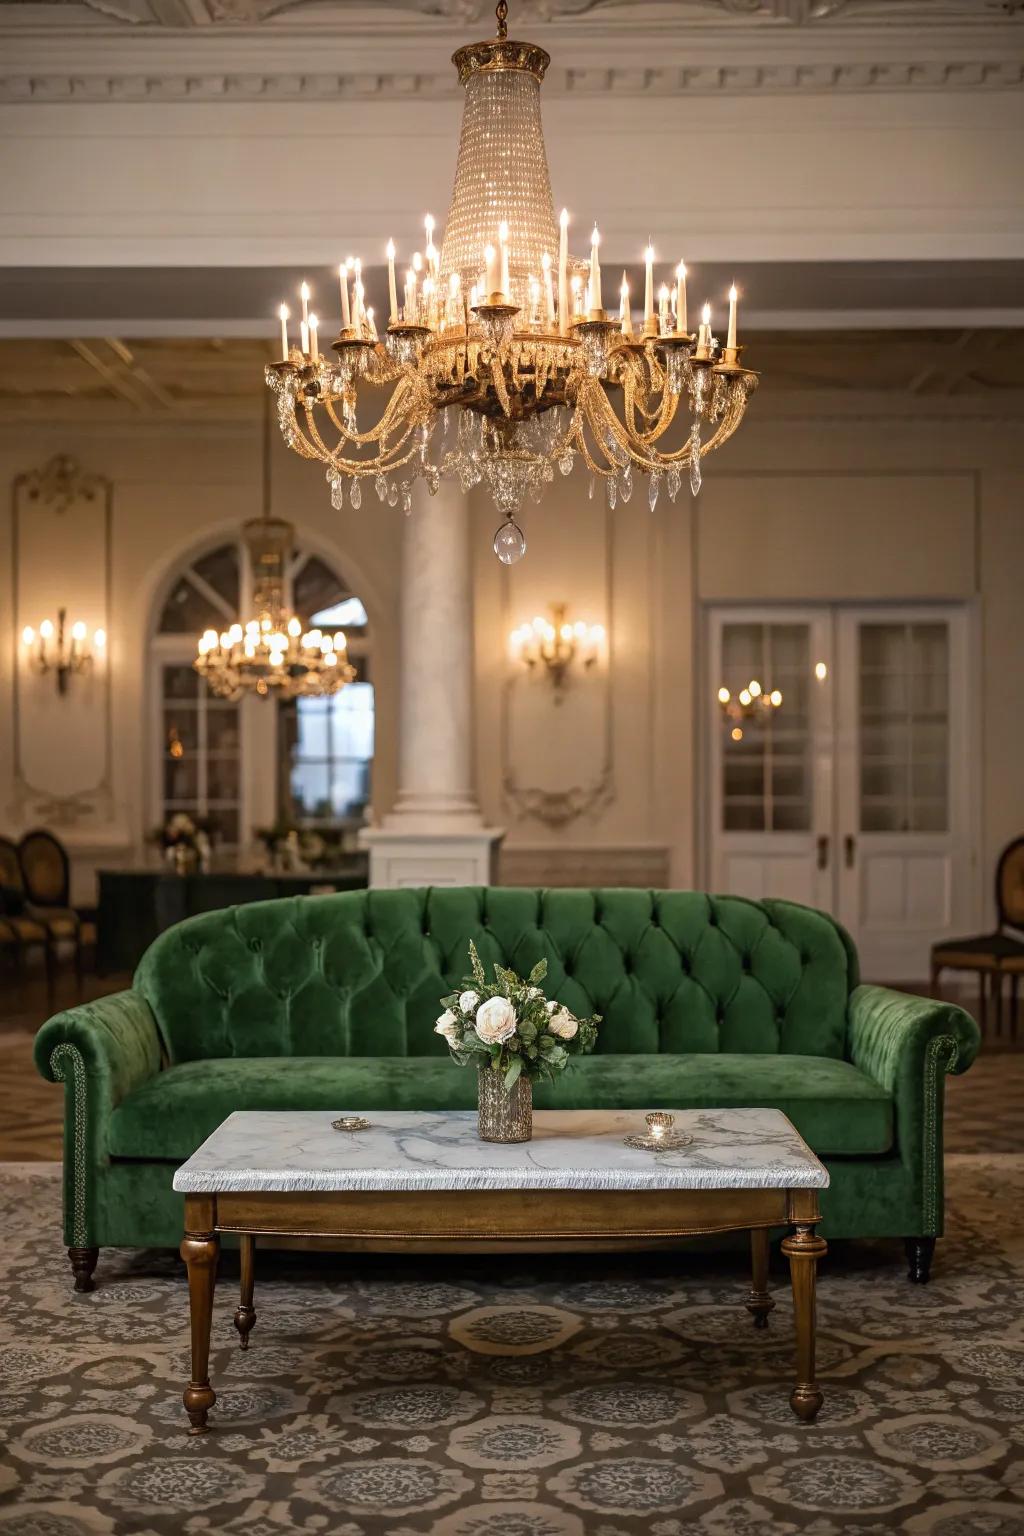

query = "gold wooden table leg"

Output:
[[181, 1195, 219, 1435], [233, 1233, 256, 1350], [781, 1221, 827, 1422], [746, 1226, 775, 1329]]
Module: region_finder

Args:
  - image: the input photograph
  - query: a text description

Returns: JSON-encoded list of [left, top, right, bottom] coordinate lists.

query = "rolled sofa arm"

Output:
[[34, 990, 162, 1249], [848, 983, 980, 1237], [848, 983, 980, 1094]]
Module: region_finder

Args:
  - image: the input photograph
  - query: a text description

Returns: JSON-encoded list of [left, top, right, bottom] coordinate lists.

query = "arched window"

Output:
[[151, 540, 373, 851]]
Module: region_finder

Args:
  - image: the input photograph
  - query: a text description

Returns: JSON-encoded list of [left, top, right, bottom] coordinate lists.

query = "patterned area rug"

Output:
[[2, 1158, 1023, 1536]]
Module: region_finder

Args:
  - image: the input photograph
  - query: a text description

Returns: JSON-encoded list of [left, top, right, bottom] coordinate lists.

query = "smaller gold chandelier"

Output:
[[194, 516, 355, 701], [718, 678, 782, 742], [509, 604, 604, 698], [22, 608, 106, 695]]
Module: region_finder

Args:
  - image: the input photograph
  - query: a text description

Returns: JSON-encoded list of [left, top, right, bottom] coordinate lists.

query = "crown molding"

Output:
[[1, 56, 1021, 100]]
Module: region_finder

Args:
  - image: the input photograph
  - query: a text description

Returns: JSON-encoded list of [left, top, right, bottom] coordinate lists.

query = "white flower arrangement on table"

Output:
[[436, 940, 600, 1091]]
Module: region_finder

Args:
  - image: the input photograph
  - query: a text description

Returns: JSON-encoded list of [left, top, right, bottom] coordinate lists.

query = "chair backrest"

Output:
[[0, 837, 23, 893], [18, 829, 70, 909], [997, 837, 1024, 930], [134, 886, 859, 1067]]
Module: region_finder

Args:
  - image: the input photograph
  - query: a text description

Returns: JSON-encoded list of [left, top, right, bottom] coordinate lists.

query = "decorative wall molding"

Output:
[[498, 843, 671, 888], [2, 57, 1021, 101], [501, 502, 615, 830], [9, 455, 115, 828]]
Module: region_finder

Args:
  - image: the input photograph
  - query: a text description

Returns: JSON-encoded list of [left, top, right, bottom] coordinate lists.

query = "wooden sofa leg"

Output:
[[905, 1237, 935, 1284], [69, 1246, 99, 1293]]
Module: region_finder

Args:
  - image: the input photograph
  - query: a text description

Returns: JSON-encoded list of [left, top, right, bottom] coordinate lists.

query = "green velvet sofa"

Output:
[[35, 886, 980, 1291]]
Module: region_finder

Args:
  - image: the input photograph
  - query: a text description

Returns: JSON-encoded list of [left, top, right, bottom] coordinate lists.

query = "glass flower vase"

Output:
[[477, 1064, 533, 1144]]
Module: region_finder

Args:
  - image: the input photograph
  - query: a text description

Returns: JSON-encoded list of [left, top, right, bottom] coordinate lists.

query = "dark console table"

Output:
[[97, 862, 368, 975]]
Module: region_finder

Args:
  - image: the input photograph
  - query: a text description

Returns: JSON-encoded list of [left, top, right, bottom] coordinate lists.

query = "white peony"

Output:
[[548, 1007, 578, 1040], [435, 1009, 460, 1045], [458, 990, 481, 1015], [474, 995, 518, 1046]]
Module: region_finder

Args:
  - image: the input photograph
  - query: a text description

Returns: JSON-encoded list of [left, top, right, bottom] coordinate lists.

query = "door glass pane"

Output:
[[858, 621, 948, 834], [721, 623, 811, 833], [160, 663, 241, 849]]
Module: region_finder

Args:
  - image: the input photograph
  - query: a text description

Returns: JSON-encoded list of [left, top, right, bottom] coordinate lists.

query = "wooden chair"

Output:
[[0, 835, 53, 983], [18, 828, 93, 980], [931, 836, 1024, 1039]]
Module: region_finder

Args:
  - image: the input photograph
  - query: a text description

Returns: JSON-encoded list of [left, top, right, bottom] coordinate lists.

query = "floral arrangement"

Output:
[[150, 813, 211, 859], [436, 941, 600, 1091], [254, 821, 349, 872]]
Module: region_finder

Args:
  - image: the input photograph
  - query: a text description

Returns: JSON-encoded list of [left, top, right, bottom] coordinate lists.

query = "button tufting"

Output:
[[249, 939, 262, 953]]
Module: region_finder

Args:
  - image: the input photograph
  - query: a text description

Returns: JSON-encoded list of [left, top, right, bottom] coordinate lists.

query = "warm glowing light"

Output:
[[22, 626, 34, 646], [717, 686, 730, 704], [702, 302, 711, 325], [71, 621, 86, 642], [739, 688, 751, 706], [386, 239, 395, 259], [731, 726, 743, 742], [815, 661, 828, 681], [770, 689, 783, 707], [94, 629, 106, 649], [278, 303, 289, 321], [729, 284, 738, 302], [748, 679, 762, 697], [40, 619, 54, 640]]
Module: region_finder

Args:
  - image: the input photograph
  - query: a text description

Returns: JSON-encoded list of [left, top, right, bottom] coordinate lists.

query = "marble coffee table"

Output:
[[172, 1107, 829, 1433]]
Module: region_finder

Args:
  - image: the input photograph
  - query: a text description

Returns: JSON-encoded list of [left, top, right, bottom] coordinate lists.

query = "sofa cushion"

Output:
[[107, 1051, 891, 1161]]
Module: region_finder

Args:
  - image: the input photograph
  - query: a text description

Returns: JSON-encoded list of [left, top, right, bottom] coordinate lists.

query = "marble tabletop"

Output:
[[172, 1108, 829, 1195]]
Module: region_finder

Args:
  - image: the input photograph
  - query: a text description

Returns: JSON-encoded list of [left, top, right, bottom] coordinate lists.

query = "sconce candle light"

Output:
[[510, 603, 604, 700], [21, 608, 105, 695]]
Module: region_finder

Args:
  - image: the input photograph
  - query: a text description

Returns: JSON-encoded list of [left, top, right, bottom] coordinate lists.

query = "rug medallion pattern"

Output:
[[1, 1158, 1022, 1535]]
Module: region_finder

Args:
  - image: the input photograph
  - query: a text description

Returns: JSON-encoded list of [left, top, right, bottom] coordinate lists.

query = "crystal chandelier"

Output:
[[194, 406, 356, 700], [266, 0, 758, 563]]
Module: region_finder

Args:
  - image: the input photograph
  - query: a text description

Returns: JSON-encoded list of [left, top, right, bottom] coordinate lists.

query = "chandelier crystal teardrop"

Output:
[[265, 0, 758, 561]]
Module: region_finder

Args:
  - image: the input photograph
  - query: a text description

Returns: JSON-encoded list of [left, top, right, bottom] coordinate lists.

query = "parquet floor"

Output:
[[1, 967, 1021, 1162]]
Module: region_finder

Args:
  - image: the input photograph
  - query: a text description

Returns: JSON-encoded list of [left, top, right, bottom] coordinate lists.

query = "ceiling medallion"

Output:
[[266, 0, 759, 561]]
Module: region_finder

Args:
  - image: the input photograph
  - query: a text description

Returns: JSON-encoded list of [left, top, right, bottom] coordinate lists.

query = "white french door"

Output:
[[834, 606, 973, 979], [707, 604, 976, 980]]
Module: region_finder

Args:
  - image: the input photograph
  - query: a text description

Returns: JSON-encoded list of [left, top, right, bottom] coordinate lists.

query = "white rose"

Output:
[[548, 1007, 578, 1040], [545, 999, 558, 1014], [474, 995, 518, 1046], [458, 990, 480, 1015], [435, 1009, 460, 1044]]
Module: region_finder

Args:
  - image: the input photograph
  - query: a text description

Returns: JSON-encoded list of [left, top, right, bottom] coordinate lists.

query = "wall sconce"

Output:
[[22, 608, 105, 695], [509, 604, 605, 701], [718, 677, 782, 742]]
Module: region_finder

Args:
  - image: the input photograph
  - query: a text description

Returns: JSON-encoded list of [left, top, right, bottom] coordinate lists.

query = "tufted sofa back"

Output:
[[133, 886, 860, 1066]]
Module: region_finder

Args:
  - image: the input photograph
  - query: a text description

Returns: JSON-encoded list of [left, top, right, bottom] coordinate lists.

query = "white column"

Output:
[[362, 479, 504, 888]]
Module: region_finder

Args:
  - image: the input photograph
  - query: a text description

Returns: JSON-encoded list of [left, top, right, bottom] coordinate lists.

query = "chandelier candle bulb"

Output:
[[727, 284, 738, 350], [300, 282, 310, 329], [299, 319, 309, 357], [541, 251, 555, 326], [658, 283, 669, 333], [644, 244, 655, 331], [277, 304, 290, 362], [589, 223, 602, 313], [498, 220, 511, 299], [558, 208, 569, 334], [484, 243, 498, 297], [675, 261, 687, 333], [620, 273, 633, 336], [386, 241, 398, 323], [308, 314, 319, 362], [338, 264, 351, 329]]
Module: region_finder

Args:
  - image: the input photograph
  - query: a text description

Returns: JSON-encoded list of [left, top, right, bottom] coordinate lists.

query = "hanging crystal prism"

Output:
[[493, 517, 527, 565], [648, 471, 661, 513], [689, 421, 702, 497]]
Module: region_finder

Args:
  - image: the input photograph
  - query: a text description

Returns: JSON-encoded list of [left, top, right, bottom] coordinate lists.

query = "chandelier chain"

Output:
[[495, 0, 508, 39]]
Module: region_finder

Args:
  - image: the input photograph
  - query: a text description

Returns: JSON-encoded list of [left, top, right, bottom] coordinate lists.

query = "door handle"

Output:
[[844, 834, 856, 869], [816, 834, 829, 871]]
